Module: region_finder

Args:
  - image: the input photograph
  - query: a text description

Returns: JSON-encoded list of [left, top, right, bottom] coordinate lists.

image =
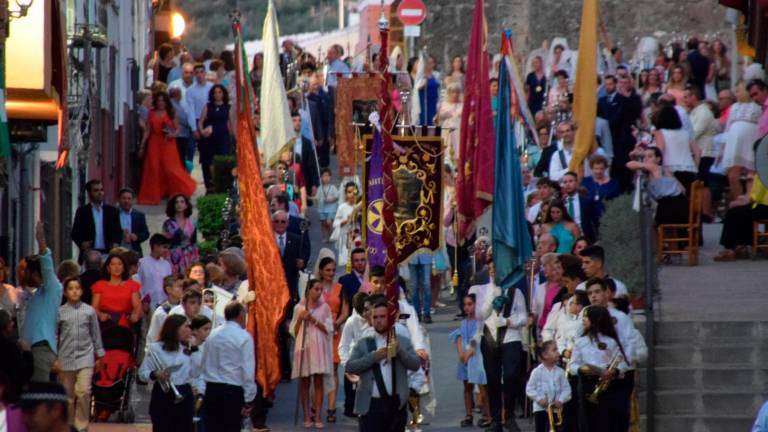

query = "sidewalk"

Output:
[[656, 223, 768, 322]]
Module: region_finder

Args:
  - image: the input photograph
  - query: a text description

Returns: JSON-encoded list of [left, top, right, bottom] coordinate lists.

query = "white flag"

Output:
[[260, 0, 294, 168]]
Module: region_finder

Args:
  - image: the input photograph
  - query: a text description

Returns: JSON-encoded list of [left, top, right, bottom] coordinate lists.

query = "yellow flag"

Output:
[[260, 0, 294, 168], [569, 0, 599, 174]]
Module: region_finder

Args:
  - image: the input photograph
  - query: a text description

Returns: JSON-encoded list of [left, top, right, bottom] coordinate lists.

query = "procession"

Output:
[[2, 0, 768, 431]]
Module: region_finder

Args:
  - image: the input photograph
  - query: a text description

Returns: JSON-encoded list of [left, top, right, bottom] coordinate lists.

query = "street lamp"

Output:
[[170, 12, 186, 39], [9, 0, 34, 20]]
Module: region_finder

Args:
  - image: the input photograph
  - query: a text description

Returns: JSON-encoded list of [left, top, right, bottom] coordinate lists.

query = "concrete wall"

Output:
[[419, 0, 729, 71]]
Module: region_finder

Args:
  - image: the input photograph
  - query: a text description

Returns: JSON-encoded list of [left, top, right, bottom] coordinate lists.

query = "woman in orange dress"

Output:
[[138, 91, 197, 205], [317, 256, 349, 424], [91, 253, 142, 329]]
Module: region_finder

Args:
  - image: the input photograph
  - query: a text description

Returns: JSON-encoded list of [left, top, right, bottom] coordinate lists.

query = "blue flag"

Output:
[[492, 56, 533, 292], [366, 129, 386, 268]]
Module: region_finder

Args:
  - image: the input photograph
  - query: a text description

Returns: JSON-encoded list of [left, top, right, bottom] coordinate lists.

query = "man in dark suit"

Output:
[[686, 37, 710, 97], [270, 193, 311, 262], [272, 210, 305, 302], [71, 179, 123, 263], [597, 75, 635, 191], [307, 75, 330, 168], [273, 209, 304, 381], [338, 247, 366, 306], [117, 188, 150, 256], [561, 172, 599, 242]]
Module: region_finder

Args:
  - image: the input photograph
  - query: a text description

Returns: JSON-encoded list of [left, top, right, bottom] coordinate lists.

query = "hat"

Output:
[[18, 382, 70, 409]]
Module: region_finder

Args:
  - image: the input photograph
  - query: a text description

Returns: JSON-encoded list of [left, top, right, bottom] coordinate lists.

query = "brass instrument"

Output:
[[547, 403, 563, 432], [147, 349, 184, 404], [586, 351, 622, 404]]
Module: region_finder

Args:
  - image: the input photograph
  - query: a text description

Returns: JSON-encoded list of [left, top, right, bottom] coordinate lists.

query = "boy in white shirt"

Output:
[[145, 275, 184, 352], [526, 340, 571, 432]]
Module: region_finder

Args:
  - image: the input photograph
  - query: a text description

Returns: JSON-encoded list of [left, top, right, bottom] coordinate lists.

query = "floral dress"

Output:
[[162, 218, 200, 275]]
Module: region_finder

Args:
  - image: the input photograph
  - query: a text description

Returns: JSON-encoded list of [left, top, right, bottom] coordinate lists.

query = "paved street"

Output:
[[91, 160, 767, 432]]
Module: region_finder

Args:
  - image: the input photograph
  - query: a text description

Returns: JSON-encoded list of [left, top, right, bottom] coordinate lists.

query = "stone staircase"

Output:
[[640, 321, 767, 432]]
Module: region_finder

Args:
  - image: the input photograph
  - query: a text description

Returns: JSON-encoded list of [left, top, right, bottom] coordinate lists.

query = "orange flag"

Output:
[[234, 21, 290, 397]]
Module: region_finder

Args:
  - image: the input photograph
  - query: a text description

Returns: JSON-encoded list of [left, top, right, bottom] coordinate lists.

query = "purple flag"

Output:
[[365, 129, 386, 267]]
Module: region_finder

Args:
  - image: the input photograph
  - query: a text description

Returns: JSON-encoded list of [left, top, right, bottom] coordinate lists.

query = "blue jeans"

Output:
[[409, 262, 432, 318]]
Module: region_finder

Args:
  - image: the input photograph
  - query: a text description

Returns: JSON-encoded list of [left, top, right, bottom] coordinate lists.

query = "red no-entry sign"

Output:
[[397, 0, 427, 26]]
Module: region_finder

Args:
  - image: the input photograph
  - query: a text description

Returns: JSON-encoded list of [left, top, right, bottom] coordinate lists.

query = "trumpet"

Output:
[[546, 403, 563, 432], [147, 349, 184, 404], [587, 351, 622, 404]]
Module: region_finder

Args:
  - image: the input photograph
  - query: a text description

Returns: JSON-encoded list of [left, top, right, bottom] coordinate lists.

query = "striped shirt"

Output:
[[57, 301, 104, 371]]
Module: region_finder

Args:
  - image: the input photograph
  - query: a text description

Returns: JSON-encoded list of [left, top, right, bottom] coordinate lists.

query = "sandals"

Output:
[[303, 420, 313, 428], [326, 409, 336, 423], [460, 414, 474, 427]]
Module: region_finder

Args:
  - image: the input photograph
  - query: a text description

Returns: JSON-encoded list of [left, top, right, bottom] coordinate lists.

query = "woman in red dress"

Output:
[[138, 91, 197, 205], [91, 253, 142, 328]]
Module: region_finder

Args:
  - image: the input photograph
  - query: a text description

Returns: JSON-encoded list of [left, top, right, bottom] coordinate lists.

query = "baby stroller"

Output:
[[91, 324, 136, 423]]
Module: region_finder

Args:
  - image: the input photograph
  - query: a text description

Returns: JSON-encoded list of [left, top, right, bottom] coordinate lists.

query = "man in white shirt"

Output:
[[184, 63, 213, 140], [201, 302, 258, 432], [526, 178, 558, 224], [168, 62, 195, 99], [345, 298, 421, 431], [548, 121, 577, 181], [575, 245, 628, 298], [469, 250, 528, 432], [339, 292, 371, 418]]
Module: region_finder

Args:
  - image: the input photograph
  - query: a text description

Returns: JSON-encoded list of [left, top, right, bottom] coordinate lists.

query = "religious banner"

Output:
[[364, 133, 443, 264], [334, 75, 382, 177]]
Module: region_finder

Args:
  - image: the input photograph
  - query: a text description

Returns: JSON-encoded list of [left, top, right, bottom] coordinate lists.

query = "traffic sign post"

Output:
[[397, 0, 427, 26]]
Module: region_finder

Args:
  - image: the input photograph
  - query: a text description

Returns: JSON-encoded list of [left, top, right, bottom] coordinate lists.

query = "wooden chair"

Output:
[[657, 180, 703, 266], [753, 220, 768, 259]]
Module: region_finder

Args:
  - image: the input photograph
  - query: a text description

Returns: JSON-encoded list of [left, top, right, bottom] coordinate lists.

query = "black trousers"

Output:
[[249, 385, 271, 426], [447, 243, 471, 314], [359, 397, 407, 432], [534, 410, 553, 432], [720, 204, 768, 249], [560, 374, 579, 432], [149, 383, 194, 432], [344, 374, 356, 416], [481, 338, 523, 424], [204, 382, 244, 432], [577, 374, 629, 432]]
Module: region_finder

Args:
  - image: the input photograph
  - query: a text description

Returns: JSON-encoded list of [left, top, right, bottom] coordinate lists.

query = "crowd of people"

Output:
[[1, 21, 768, 432]]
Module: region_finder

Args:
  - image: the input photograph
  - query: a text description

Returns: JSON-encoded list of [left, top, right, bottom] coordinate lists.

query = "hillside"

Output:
[[176, 0, 341, 54]]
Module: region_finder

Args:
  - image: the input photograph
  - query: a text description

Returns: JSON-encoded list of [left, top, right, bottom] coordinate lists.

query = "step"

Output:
[[654, 344, 764, 367], [654, 321, 768, 345], [649, 390, 765, 416], [637, 367, 768, 391], [641, 414, 757, 432]]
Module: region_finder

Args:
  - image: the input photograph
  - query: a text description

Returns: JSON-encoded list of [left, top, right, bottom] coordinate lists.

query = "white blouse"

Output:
[[139, 342, 199, 386], [525, 363, 572, 413], [568, 334, 629, 375]]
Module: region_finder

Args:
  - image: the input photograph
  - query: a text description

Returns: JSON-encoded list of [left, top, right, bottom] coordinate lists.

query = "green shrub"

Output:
[[198, 239, 219, 257], [599, 193, 658, 299], [212, 154, 236, 194], [196, 193, 227, 240]]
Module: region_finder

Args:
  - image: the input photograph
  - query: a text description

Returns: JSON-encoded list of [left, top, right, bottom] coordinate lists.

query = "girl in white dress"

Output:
[[331, 182, 360, 270]]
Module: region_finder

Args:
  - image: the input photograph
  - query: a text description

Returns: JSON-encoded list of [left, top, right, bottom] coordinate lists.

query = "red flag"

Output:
[[456, 0, 496, 244], [377, 21, 400, 328], [233, 22, 290, 397]]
